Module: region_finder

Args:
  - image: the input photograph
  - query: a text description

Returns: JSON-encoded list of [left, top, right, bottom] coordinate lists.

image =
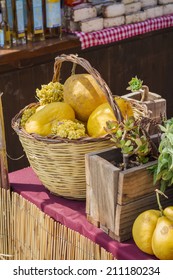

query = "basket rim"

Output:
[[11, 102, 111, 144]]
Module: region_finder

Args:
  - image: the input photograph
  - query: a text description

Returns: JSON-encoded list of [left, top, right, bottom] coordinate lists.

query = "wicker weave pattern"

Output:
[[18, 134, 113, 199], [11, 54, 148, 200]]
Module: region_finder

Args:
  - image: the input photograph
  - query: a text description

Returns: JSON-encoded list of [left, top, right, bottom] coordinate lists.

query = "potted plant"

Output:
[[85, 115, 173, 242], [123, 76, 167, 134], [105, 115, 159, 170]]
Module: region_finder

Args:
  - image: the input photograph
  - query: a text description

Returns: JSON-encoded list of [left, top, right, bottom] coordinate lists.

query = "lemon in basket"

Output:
[[87, 102, 115, 137], [25, 102, 75, 136], [87, 97, 134, 138], [63, 74, 107, 122]]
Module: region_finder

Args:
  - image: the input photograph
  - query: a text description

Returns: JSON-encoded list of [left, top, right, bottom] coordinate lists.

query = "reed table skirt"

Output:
[[1, 167, 158, 260]]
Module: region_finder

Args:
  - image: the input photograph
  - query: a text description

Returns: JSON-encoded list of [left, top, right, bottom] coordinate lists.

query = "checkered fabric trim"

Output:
[[74, 14, 173, 49]]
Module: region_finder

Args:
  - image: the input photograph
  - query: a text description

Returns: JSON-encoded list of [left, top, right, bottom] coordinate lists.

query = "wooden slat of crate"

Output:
[[86, 148, 158, 204], [124, 91, 162, 101], [115, 187, 173, 241], [123, 91, 167, 120], [85, 152, 119, 233], [146, 99, 167, 120], [87, 192, 157, 242], [87, 186, 173, 242], [118, 160, 157, 204]]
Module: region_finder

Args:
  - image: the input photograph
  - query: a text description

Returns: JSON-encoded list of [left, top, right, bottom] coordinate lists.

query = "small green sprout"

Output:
[[127, 76, 143, 92]]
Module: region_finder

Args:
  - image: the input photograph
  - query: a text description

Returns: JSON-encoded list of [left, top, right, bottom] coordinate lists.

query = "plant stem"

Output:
[[123, 154, 129, 170], [155, 189, 168, 216]]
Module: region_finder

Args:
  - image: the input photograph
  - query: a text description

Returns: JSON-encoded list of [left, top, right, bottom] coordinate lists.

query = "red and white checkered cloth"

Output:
[[74, 14, 173, 49]]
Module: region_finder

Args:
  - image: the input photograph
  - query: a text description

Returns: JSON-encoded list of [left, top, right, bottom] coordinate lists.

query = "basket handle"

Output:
[[52, 53, 123, 122]]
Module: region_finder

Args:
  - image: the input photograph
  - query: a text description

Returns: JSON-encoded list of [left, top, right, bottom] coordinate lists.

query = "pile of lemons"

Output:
[[22, 74, 134, 139]]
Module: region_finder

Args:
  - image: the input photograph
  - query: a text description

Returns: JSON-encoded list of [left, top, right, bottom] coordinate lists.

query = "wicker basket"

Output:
[[11, 54, 148, 200]]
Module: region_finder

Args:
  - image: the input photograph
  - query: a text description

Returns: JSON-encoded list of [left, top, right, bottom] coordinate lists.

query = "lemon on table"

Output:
[[132, 210, 160, 255], [152, 216, 173, 260], [163, 206, 173, 221]]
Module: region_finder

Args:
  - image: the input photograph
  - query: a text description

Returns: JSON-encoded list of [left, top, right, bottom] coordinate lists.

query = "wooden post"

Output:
[[0, 92, 10, 190]]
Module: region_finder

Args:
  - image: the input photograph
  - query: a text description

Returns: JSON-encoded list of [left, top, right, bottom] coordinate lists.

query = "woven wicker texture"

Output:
[[11, 54, 148, 200], [18, 134, 113, 199]]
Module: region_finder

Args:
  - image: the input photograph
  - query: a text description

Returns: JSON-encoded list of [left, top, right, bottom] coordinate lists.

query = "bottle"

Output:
[[26, 0, 45, 42], [12, 0, 26, 45], [44, 0, 62, 39], [23, 0, 28, 32], [0, 0, 11, 48], [5, 0, 14, 35]]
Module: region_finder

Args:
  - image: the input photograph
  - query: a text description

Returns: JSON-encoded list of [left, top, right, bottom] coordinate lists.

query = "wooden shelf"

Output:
[[0, 34, 80, 72]]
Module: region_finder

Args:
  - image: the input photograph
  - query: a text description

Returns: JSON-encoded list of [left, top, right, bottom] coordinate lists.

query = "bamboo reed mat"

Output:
[[0, 188, 12, 260], [0, 188, 115, 260]]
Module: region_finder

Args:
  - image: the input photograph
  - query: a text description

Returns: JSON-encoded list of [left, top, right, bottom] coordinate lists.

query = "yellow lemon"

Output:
[[87, 103, 116, 137], [25, 102, 75, 136], [132, 210, 160, 255], [152, 216, 173, 260], [63, 74, 107, 122], [114, 96, 134, 119], [87, 97, 134, 138], [163, 206, 173, 221]]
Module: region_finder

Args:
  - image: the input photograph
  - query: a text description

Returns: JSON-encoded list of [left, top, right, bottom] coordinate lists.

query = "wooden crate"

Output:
[[85, 147, 173, 242], [122, 91, 167, 134]]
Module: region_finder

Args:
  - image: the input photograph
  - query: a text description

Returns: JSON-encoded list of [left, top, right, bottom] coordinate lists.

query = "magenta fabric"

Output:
[[74, 14, 173, 49], [9, 167, 157, 260]]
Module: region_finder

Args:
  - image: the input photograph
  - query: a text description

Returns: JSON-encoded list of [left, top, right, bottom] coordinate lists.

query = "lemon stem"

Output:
[[71, 63, 77, 76], [155, 189, 168, 216]]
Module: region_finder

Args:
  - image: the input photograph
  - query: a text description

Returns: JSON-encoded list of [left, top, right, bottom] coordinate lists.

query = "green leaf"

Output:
[[138, 156, 149, 164], [170, 176, 173, 185], [125, 140, 132, 146], [167, 133, 173, 145], [160, 181, 167, 193], [156, 157, 168, 174], [116, 129, 123, 138], [135, 138, 142, 147], [162, 170, 173, 181], [120, 139, 125, 147], [110, 138, 121, 148], [148, 164, 158, 173], [122, 145, 134, 154], [106, 120, 118, 130], [158, 124, 167, 133]]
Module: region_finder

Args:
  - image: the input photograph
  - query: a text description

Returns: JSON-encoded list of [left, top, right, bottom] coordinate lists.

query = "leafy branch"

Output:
[[148, 118, 173, 192], [105, 116, 158, 170]]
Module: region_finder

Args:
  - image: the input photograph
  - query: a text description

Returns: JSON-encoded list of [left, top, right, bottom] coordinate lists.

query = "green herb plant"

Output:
[[126, 76, 143, 92], [106, 116, 158, 170], [126, 76, 149, 102], [149, 118, 173, 193]]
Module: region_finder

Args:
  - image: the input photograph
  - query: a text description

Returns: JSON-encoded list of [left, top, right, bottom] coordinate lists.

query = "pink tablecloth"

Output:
[[74, 14, 173, 49], [9, 167, 157, 260]]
